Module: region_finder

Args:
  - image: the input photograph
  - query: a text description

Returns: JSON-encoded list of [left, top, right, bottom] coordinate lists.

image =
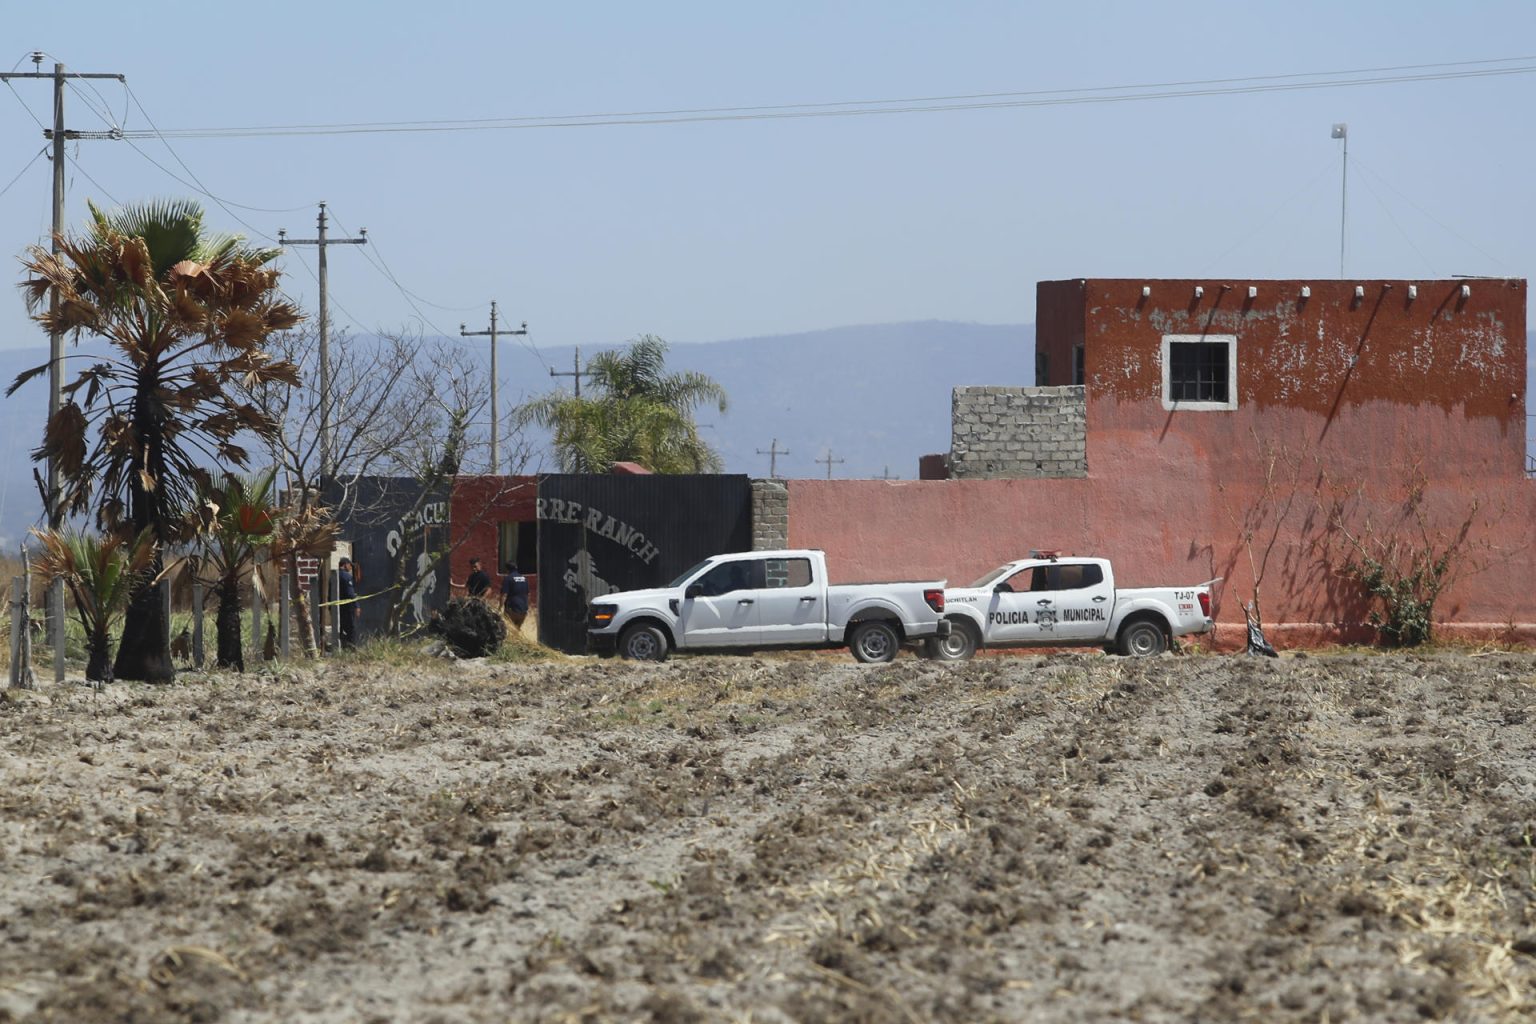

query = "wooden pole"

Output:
[[279, 574, 291, 660]]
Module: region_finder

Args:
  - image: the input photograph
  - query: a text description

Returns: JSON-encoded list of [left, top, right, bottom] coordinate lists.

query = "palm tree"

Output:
[[517, 336, 727, 473], [11, 199, 303, 681], [31, 529, 156, 683], [196, 469, 279, 671]]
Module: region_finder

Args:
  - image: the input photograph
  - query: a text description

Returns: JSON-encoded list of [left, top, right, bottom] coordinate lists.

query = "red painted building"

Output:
[[448, 475, 540, 604], [788, 278, 1534, 646]]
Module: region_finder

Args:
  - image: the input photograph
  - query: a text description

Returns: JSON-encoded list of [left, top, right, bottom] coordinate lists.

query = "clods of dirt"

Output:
[[1, 650, 1533, 1022]]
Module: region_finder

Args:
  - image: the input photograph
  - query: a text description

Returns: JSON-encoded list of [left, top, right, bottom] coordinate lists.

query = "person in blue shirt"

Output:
[[338, 557, 358, 649], [466, 558, 492, 598], [501, 562, 530, 630]]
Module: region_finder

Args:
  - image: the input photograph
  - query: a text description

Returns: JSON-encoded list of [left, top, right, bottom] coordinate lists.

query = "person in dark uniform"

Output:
[[466, 557, 491, 599], [501, 562, 530, 630], [337, 557, 358, 649]]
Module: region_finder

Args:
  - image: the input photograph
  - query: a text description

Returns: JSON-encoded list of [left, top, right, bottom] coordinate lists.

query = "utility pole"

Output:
[[755, 438, 790, 479], [278, 202, 365, 652], [278, 202, 366, 482], [816, 450, 845, 480], [460, 302, 527, 475], [0, 55, 125, 683], [549, 347, 589, 397]]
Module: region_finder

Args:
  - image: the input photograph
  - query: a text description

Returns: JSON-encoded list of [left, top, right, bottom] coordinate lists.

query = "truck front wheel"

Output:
[[849, 620, 899, 664], [619, 623, 669, 662], [1117, 619, 1167, 657], [925, 618, 978, 661]]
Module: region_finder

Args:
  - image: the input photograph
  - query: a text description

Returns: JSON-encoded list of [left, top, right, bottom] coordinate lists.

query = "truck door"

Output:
[[754, 555, 825, 644], [679, 559, 763, 647], [1032, 561, 1113, 641], [984, 565, 1041, 644]]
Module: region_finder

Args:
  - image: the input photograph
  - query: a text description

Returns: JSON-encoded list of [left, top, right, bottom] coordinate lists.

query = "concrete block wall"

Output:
[[949, 385, 1087, 479], [751, 479, 789, 549]]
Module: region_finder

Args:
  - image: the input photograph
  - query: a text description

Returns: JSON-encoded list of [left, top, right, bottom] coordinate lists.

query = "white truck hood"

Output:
[[597, 588, 677, 607]]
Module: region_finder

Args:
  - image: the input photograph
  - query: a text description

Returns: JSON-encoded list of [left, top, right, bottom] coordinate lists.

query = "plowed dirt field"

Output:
[[3, 648, 1535, 1022]]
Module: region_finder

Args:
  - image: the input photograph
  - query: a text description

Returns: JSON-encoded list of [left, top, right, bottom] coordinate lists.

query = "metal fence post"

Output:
[[192, 582, 205, 668], [8, 576, 25, 689]]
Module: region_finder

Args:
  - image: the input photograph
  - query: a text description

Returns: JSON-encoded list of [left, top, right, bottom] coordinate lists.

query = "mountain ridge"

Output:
[[0, 321, 1035, 543]]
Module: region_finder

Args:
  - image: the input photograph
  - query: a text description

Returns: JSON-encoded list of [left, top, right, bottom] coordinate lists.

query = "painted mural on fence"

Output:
[[535, 475, 753, 653]]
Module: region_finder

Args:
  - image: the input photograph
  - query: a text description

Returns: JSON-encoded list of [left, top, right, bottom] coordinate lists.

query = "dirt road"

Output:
[[2, 648, 1534, 1022]]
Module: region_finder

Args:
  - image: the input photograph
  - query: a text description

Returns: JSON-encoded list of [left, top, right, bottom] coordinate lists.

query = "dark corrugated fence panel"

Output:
[[536, 474, 753, 653], [336, 477, 451, 639]]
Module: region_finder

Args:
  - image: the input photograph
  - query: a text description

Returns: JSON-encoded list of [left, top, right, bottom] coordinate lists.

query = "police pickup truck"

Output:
[[926, 553, 1216, 660], [588, 549, 949, 663]]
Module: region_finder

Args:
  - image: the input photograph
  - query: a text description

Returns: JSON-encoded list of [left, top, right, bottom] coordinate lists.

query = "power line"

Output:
[[327, 208, 458, 338], [0, 145, 46, 201], [279, 244, 373, 336], [63, 149, 121, 206], [322, 210, 549, 370], [107, 57, 1536, 139], [121, 83, 309, 241]]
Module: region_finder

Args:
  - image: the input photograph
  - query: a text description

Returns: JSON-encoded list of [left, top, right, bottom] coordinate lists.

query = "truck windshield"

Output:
[[969, 565, 1018, 589], [668, 559, 713, 588]]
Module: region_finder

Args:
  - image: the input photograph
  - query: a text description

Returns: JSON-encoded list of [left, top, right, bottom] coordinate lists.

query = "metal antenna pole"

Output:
[[461, 302, 528, 474], [0, 56, 125, 682], [1332, 122, 1349, 279]]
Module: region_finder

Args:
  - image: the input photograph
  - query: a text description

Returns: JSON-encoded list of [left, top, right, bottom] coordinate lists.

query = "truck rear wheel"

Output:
[[1117, 619, 1167, 657], [925, 618, 978, 661], [619, 623, 669, 662], [849, 620, 899, 664]]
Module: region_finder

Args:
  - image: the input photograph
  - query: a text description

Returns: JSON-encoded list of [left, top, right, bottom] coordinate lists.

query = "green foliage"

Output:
[[197, 469, 279, 582], [1343, 550, 1454, 648], [31, 528, 157, 681], [517, 336, 727, 473], [196, 468, 281, 670], [1331, 469, 1481, 649]]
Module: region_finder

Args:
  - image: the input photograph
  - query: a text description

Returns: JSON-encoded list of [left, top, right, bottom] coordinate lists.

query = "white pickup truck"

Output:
[[587, 549, 950, 663], [927, 554, 1217, 660]]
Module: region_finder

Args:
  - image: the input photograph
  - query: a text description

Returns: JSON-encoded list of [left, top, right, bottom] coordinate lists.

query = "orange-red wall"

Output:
[[449, 475, 539, 603], [789, 278, 1534, 646]]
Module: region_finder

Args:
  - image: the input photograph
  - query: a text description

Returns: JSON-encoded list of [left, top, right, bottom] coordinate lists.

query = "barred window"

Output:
[[1162, 334, 1237, 410]]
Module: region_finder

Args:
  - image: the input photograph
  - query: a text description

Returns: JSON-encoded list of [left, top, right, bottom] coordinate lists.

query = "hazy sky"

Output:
[[2, 1, 1532, 355]]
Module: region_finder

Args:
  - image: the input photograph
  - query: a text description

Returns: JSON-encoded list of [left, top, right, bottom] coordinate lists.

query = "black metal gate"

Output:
[[536, 474, 753, 653]]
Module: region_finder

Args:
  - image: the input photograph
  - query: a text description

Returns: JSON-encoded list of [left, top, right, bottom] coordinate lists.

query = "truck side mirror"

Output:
[[685, 584, 704, 599]]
